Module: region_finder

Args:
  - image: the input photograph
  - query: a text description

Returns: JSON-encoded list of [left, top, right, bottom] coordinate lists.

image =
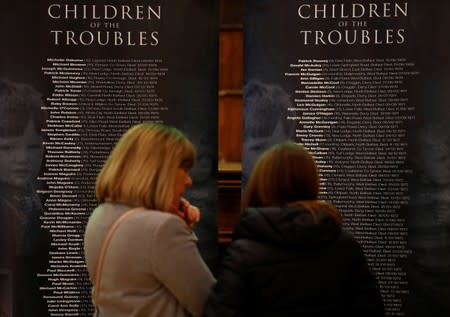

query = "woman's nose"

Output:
[[185, 174, 193, 187]]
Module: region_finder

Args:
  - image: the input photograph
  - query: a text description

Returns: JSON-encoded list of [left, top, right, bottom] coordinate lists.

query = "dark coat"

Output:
[[204, 202, 384, 317]]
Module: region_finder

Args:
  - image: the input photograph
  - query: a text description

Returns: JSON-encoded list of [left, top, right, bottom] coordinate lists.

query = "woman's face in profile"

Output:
[[0, 120, 43, 189], [172, 167, 193, 207]]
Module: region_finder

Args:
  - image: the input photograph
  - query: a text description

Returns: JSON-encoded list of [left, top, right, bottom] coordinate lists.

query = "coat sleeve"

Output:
[[151, 216, 216, 317], [345, 236, 385, 317], [203, 240, 248, 317]]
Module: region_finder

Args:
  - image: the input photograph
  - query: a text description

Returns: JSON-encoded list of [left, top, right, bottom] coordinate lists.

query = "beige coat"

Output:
[[84, 202, 215, 317]]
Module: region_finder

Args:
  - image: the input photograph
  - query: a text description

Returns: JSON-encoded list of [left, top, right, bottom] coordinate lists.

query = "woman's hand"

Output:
[[170, 198, 201, 229]]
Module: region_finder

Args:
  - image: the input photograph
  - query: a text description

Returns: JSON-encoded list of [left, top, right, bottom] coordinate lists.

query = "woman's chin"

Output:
[[172, 198, 181, 208]]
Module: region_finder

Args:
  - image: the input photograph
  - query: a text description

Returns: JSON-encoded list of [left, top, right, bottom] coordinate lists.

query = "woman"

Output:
[[84, 122, 215, 317], [204, 141, 384, 317]]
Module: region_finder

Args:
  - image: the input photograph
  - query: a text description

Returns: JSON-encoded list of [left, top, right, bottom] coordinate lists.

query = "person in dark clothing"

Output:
[[204, 141, 384, 317]]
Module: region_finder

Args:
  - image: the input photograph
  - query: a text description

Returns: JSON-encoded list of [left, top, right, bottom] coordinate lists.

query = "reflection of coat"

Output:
[[204, 202, 384, 317], [0, 192, 15, 268], [0, 184, 50, 317], [84, 202, 215, 317]]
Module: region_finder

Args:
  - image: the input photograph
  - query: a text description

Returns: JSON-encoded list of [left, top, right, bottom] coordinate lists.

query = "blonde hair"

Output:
[[96, 122, 195, 211], [243, 141, 320, 208]]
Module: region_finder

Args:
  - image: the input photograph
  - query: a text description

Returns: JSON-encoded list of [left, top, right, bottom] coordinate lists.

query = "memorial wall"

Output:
[[0, 1, 219, 316], [243, 1, 449, 316], [1, 1, 449, 317]]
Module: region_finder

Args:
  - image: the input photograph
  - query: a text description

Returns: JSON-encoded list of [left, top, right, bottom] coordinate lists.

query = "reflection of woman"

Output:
[[0, 78, 49, 317], [84, 123, 215, 317], [205, 142, 384, 317], [242, 80, 295, 187]]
